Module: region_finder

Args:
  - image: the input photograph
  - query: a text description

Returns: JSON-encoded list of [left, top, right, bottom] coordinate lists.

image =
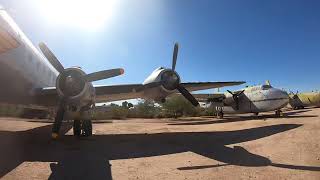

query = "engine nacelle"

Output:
[[143, 67, 181, 92], [223, 94, 235, 106], [56, 67, 95, 109]]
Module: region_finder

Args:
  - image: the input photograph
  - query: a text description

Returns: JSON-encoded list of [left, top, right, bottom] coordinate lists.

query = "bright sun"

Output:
[[36, 0, 117, 31]]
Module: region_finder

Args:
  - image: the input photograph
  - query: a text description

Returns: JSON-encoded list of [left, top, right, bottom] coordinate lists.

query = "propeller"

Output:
[[162, 43, 199, 106], [290, 90, 299, 99], [227, 90, 245, 110], [39, 42, 124, 138], [39, 42, 64, 73], [39, 43, 124, 82], [172, 43, 178, 71]]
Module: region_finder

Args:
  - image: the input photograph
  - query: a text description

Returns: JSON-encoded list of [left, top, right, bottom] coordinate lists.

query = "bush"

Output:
[[162, 96, 202, 118]]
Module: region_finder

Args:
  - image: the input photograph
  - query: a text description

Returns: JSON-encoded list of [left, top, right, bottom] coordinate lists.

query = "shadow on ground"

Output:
[[0, 122, 318, 180], [168, 111, 317, 126]]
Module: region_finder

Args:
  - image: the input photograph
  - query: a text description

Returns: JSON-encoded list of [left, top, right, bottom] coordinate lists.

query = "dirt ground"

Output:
[[0, 108, 319, 180]]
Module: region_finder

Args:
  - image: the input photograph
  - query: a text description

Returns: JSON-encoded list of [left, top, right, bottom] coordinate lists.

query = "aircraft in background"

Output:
[[192, 81, 289, 118], [0, 8, 244, 139], [289, 91, 320, 109]]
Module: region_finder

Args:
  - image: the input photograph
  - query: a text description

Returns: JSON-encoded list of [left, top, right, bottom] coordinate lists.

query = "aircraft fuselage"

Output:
[[0, 9, 58, 105], [213, 85, 289, 114]]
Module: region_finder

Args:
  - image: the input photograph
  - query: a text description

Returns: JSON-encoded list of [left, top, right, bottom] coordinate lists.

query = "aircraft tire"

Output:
[[82, 120, 92, 137], [217, 112, 224, 119], [275, 110, 283, 117], [73, 120, 81, 137]]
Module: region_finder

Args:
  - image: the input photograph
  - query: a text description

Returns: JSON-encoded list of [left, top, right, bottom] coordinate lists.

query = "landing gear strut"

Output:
[[216, 106, 224, 119], [52, 106, 65, 139], [72, 119, 93, 137], [217, 111, 224, 119], [73, 120, 81, 137], [275, 110, 283, 117], [82, 120, 92, 137]]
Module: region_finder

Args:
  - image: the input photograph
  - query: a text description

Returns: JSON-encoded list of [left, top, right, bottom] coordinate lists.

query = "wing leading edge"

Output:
[[34, 81, 244, 106]]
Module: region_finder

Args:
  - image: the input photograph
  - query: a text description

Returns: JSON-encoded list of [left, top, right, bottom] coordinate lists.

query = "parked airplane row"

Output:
[[186, 81, 288, 118], [289, 91, 320, 109], [0, 9, 244, 139], [0, 8, 318, 139]]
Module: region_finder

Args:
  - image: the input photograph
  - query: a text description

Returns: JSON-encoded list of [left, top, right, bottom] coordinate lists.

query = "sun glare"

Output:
[[36, 0, 116, 31]]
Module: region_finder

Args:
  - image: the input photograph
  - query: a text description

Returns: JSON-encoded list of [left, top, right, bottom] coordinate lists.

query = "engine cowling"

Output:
[[160, 70, 181, 91], [56, 67, 95, 108]]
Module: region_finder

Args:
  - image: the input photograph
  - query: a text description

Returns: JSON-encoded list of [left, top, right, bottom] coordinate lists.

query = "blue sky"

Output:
[[1, 0, 320, 93]]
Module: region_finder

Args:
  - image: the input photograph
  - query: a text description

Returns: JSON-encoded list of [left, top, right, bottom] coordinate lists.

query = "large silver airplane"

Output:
[[193, 81, 289, 118], [0, 8, 244, 139]]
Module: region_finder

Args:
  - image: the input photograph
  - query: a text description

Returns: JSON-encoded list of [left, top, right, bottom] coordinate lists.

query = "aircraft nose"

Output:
[[280, 90, 289, 99], [278, 89, 290, 105]]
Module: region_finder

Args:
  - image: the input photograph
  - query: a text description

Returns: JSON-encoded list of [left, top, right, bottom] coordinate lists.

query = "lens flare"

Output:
[[35, 0, 116, 31]]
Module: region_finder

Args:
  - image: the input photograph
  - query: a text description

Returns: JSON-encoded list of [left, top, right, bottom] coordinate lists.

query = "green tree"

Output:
[[162, 96, 200, 118], [133, 100, 160, 118]]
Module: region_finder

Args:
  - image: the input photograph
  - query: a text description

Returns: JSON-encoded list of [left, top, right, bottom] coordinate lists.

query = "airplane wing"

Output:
[[33, 84, 144, 106], [169, 93, 225, 102], [34, 81, 243, 106], [94, 81, 244, 103], [192, 93, 225, 101], [94, 84, 144, 103], [181, 81, 244, 92]]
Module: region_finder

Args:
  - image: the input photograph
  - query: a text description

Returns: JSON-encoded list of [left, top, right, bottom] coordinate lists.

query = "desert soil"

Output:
[[0, 108, 319, 180]]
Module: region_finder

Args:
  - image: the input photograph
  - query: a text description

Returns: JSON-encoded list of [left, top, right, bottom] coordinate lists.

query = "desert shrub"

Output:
[[162, 96, 202, 118]]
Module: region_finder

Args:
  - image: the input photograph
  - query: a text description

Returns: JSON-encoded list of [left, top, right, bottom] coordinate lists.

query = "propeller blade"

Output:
[[85, 68, 124, 82], [177, 84, 199, 106], [237, 90, 245, 96], [39, 42, 64, 73], [227, 90, 233, 95], [172, 43, 179, 71]]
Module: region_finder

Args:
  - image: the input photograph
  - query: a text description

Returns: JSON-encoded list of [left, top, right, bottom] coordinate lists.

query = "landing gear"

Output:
[[51, 106, 65, 139], [275, 110, 283, 117], [82, 120, 92, 137], [216, 106, 224, 119], [72, 120, 93, 137], [217, 111, 224, 119], [293, 106, 304, 110], [73, 120, 81, 137]]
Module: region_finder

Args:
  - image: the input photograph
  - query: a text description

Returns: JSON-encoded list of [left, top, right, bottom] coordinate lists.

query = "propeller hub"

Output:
[[56, 68, 87, 98], [161, 70, 180, 91]]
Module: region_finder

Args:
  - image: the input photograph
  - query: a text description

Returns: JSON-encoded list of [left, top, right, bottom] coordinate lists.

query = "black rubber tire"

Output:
[[82, 120, 92, 137], [73, 120, 81, 137], [217, 112, 224, 119]]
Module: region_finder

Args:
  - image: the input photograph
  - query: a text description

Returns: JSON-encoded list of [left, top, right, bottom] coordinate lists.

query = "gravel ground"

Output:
[[0, 108, 319, 180]]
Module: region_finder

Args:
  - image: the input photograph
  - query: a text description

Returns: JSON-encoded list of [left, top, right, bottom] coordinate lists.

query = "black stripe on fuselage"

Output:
[[250, 97, 288, 103]]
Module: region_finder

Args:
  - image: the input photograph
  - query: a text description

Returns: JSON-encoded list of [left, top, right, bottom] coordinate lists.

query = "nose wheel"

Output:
[[73, 119, 92, 137]]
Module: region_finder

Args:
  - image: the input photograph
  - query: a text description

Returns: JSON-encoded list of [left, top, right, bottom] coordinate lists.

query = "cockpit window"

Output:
[[261, 85, 272, 90], [156, 67, 165, 70], [153, 67, 165, 73]]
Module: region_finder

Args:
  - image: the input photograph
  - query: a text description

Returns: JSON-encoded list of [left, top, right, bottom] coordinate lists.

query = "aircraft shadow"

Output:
[[168, 114, 318, 126], [284, 109, 312, 116], [178, 145, 320, 171], [0, 123, 318, 180]]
